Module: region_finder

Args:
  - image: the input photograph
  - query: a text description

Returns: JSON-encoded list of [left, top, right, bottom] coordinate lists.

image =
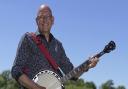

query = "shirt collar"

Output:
[[35, 30, 40, 36], [35, 30, 54, 42]]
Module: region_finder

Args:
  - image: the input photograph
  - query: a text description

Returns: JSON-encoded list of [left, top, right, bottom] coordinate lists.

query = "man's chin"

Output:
[[41, 29, 50, 33]]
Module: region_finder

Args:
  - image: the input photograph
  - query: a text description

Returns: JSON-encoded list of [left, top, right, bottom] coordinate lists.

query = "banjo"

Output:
[[32, 41, 116, 89]]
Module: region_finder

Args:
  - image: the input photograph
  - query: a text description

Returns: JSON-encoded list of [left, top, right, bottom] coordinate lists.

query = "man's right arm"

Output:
[[18, 74, 46, 89], [11, 33, 45, 89]]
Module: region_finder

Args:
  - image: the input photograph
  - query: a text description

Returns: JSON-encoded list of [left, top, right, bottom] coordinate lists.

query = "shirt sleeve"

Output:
[[11, 33, 31, 81], [58, 43, 74, 74]]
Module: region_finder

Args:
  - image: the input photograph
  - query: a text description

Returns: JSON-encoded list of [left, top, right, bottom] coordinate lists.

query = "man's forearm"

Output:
[[18, 74, 44, 89]]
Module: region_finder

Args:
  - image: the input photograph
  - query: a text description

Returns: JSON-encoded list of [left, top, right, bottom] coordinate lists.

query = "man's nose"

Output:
[[43, 17, 49, 23]]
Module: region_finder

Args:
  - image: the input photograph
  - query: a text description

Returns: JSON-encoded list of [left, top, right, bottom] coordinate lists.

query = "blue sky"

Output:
[[0, 0, 128, 88]]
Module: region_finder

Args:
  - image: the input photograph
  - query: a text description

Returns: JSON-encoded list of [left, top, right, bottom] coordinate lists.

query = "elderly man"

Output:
[[11, 4, 99, 89]]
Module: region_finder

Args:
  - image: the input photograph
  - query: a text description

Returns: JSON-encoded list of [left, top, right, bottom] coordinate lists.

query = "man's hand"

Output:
[[18, 74, 46, 89], [88, 57, 99, 68]]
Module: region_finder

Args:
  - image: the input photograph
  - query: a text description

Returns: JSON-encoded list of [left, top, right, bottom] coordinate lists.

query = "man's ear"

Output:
[[36, 17, 39, 25], [52, 16, 54, 25]]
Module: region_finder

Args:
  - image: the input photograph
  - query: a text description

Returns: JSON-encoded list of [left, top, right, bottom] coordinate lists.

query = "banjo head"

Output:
[[33, 70, 64, 89]]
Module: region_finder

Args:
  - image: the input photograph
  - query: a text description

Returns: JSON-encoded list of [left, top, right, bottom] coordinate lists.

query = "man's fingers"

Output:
[[88, 57, 99, 68]]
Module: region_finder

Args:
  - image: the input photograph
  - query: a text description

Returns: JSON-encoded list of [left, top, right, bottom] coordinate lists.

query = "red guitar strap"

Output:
[[29, 32, 59, 71]]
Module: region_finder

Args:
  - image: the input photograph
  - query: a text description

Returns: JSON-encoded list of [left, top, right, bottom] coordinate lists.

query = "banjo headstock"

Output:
[[103, 41, 116, 53], [93, 41, 116, 58]]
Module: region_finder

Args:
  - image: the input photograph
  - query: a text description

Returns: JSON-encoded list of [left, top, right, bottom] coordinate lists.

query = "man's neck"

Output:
[[39, 31, 50, 42], [43, 32, 50, 42]]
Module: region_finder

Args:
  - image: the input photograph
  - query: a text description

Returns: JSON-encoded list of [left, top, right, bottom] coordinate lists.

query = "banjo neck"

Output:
[[61, 60, 89, 83], [61, 51, 104, 84], [61, 41, 116, 84]]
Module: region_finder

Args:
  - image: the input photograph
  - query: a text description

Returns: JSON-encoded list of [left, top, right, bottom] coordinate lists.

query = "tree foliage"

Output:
[[0, 70, 19, 89], [100, 80, 126, 89], [0, 70, 126, 89]]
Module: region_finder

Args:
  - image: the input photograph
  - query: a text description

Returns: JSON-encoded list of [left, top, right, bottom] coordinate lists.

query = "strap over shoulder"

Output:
[[28, 32, 59, 71], [27, 32, 42, 45]]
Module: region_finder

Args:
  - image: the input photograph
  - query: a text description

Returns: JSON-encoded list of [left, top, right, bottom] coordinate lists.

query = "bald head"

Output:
[[37, 4, 52, 17], [39, 4, 51, 10]]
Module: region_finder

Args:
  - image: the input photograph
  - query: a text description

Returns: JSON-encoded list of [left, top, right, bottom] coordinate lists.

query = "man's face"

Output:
[[36, 7, 54, 34]]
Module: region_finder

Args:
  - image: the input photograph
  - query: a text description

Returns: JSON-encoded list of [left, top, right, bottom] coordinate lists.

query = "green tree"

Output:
[[100, 80, 115, 89], [1, 70, 11, 80], [116, 86, 125, 89], [84, 81, 96, 89], [65, 79, 85, 89], [100, 80, 126, 89], [0, 70, 19, 89], [0, 75, 6, 88], [65, 79, 96, 89]]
